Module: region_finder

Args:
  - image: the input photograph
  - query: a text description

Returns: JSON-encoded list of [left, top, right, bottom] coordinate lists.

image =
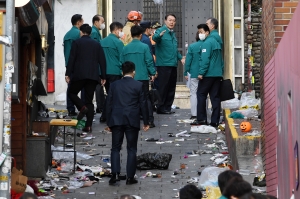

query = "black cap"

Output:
[[151, 21, 162, 29], [140, 21, 152, 29]]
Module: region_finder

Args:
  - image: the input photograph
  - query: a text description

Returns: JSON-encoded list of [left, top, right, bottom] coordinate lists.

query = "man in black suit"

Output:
[[65, 24, 106, 132], [107, 61, 149, 185]]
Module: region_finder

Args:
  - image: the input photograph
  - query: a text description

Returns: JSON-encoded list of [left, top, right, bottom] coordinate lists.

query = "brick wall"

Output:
[[274, 1, 299, 47], [262, 0, 298, 66]]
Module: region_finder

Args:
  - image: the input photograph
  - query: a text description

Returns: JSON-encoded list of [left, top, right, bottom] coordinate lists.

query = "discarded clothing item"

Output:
[[253, 173, 266, 187], [190, 125, 218, 134], [137, 153, 172, 170], [229, 112, 245, 119]]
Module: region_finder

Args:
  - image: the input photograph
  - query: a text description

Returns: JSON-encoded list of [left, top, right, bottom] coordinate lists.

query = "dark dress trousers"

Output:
[[106, 77, 149, 178], [66, 35, 106, 127]]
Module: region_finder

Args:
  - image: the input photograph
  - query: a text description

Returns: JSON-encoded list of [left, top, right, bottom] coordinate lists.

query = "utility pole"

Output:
[[0, 0, 14, 197]]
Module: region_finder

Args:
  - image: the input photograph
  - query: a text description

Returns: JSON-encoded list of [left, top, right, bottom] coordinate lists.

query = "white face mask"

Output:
[[118, 31, 124, 38], [100, 23, 105, 30], [199, 33, 206, 41]]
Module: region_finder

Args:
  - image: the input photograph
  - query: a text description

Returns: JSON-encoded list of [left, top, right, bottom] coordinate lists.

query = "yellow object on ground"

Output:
[[205, 186, 222, 199]]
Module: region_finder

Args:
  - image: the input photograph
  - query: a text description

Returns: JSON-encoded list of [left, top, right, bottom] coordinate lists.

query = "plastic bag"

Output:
[[51, 145, 93, 160], [198, 167, 228, 188], [221, 98, 240, 109], [68, 180, 84, 189], [190, 125, 217, 134], [240, 91, 260, 110], [76, 120, 86, 130], [137, 153, 172, 170], [235, 108, 258, 118]]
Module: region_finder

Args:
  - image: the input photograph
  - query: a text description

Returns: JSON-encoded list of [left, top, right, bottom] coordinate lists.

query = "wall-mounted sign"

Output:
[[15, 0, 30, 7], [234, 24, 241, 29]]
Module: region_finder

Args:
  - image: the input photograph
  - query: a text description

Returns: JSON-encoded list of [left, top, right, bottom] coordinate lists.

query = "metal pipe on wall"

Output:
[[247, 0, 252, 91]]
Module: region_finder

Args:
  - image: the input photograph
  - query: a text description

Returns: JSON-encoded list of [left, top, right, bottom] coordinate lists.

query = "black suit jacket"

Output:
[[106, 77, 149, 129], [65, 35, 106, 81]]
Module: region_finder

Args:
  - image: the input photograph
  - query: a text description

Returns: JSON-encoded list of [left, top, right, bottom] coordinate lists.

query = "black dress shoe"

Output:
[[100, 116, 106, 123], [209, 123, 218, 128], [109, 174, 120, 185], [190, 120, 207, 125], [126, 178, 138, 185], [82, 126, 92, 133], [77, 106, 88, 120], [68, 111, 77, 117], [157, 110, 172, 114], [190, 116, 197, 120], [149, 122, 156, 128], [96, 108, 102, 113]]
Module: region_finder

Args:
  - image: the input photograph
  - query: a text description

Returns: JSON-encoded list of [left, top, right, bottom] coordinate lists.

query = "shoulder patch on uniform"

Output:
[[202, 49, 206, 52]]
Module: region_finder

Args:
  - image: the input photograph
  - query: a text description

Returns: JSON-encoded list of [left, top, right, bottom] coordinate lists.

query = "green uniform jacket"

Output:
[[63, 26, 80, 66], [152, 25, 182, 67], [184, 40, 203, 78], [120, 39, 156, 80], [90, 25, 102, 42], [210, 29, 223, 48], [199, 35, 223, 77], [101, 33, 124, 75]]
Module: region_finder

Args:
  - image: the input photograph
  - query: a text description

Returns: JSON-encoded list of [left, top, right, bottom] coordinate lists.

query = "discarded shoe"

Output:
[[77, 106, 88, 120], [145, 138, 159, 142], [126, 178, 138, 185]]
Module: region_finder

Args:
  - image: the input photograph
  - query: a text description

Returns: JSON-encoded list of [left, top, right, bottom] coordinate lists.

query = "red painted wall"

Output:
[[264, 3, 300, 198]]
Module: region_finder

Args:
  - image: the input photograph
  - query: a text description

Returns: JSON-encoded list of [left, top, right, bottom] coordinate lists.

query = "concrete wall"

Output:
[[39, 0, 97, 105]]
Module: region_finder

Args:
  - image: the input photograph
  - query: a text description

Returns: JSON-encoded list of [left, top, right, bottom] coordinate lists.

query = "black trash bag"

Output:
[[149, 83, 161, 105], [137, 153, 172, 170]]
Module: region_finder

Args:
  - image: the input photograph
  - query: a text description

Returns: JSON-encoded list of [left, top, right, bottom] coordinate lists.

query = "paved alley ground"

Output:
[[42, 107, 260, 199]]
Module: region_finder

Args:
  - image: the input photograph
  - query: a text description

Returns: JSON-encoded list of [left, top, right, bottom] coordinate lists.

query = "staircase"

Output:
[[174, 85, 190, 109]]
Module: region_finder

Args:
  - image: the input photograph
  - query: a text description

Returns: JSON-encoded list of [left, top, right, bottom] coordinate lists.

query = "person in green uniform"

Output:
[[91, 14, 105, 42], [63, 14, 84, 116], [191, 24, 223, 127], [120, 25, 156, 128], [152, 14, 185, 115], [100, 22, 124, 123], [184, 31, 203, 120], [91, 14, 106, 114], [206, 17, 223, 48]]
